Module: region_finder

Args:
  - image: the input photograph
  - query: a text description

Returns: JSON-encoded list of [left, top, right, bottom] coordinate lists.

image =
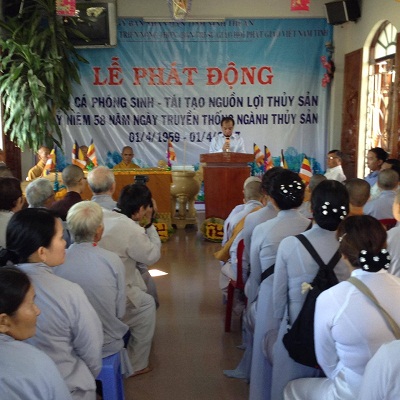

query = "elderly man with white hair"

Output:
[[55, 201, 133, 376], [25, 178, 55, 208], [87, 166, 117, 210]]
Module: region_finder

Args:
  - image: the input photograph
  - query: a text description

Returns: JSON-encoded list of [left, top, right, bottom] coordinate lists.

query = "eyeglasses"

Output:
[[327, 156, 339, 160]]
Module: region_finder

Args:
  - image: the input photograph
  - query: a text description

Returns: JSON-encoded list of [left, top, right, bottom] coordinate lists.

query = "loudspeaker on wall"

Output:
[[325, 0, 361, 25]]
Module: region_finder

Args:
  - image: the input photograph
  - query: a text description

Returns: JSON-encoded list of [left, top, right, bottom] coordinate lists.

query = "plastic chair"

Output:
[[96, 352, 125, 400], [225, 238, 246, 332], [379, 218, 397, 231]]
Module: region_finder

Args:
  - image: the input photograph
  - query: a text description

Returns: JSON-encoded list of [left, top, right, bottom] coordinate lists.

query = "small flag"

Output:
[[264, 146, 274, 170], [72, 141, 86, 169], [167, 139, 177, 164], [299, 156, 313, 185], [253, 143, 264, 167], [280, 149, 288, 169], [78, 146, 86, 162], [44, 148, 56, 175], [87, 139, 98, 167]]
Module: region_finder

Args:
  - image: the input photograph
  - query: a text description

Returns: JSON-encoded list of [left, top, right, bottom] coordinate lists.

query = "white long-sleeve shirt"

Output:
[[0, 334, 72, 400], [209, 133, 246, 153], [55, 242, 128, 357], [315, 269, 400, 395]]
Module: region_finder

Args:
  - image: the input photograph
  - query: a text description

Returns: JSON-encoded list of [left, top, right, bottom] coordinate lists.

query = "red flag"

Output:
[[299, 156, 313, 185], [291, 0, 310, 11], [87, 139, 98, 167], [253, 143, 264, 167], [72, 141, 86, 169], [264, 146, 274, 170]]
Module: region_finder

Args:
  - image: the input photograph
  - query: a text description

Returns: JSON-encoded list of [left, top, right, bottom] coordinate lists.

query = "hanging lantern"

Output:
[[168, 0, 192, 20]]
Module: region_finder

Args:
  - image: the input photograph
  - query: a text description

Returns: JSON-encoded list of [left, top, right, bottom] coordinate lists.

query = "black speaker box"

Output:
[[325, 0, 361, 25]]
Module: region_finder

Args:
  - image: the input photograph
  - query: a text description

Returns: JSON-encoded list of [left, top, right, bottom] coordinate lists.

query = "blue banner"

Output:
[[58, 18, 332, 170]]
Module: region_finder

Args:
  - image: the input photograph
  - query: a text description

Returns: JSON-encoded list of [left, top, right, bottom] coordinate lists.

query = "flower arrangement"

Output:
[[201, 217, 224, 242], [321, 42, 335, 87]]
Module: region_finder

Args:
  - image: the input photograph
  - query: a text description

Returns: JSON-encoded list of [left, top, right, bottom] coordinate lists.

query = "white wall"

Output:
[[116, 0, 327, 19]]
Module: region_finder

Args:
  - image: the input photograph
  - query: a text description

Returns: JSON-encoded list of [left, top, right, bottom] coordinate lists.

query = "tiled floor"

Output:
[[124, 213, 249, 399]]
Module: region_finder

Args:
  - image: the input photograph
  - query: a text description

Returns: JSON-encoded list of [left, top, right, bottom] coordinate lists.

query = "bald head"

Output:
[[62, 165, 85, 190], [345, 178, 370, 207], [121, 146, 134, 164], [308, 174, 327, 192], [244, 180, 263, 202], [378, 168, 399, 190], [38, 146, 50, 163], [87, 166, 116, 195]]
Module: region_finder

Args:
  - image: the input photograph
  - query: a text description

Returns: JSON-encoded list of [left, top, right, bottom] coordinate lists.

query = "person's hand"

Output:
[[151, 198, 158, 214], [144, 204, 154, 221], [139, 204, 156, 229]]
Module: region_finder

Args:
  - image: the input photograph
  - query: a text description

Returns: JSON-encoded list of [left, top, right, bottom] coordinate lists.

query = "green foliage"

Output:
[[0, 0, 87, 150]]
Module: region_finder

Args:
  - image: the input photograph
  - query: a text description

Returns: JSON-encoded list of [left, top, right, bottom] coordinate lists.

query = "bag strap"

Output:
[[261, 264, 275, 282], [260, 223, 313, 283], [296, 234, 341, 270], [348, 276, 400, 339]]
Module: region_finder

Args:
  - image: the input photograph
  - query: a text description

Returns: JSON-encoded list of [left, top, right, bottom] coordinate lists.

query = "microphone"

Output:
[[225, 136, 230, 152]]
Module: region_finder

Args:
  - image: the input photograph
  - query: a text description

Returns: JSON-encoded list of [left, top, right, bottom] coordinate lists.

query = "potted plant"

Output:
[[0, 0, 87, 150]]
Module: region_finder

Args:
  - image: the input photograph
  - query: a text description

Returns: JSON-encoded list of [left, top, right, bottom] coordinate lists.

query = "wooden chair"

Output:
[[225, 238, 246, 332], [379, 218, 397, 231]]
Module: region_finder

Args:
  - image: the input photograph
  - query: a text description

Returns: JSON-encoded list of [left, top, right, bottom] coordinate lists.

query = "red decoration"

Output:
[[291, 0, 310, 11], [320, 56, 335, 87], [56, 0, 76, 16]]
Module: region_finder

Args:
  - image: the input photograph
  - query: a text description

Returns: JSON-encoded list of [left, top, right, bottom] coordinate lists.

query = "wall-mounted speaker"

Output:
[[325, 0, 361, 25], [62, 2, 117, 48]]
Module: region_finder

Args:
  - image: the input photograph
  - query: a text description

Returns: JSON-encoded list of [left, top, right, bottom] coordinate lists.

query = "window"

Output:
[[364, 22, 397, 176]]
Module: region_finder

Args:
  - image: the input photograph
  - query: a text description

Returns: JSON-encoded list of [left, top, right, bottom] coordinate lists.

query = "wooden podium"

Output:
[[200, 152, 254, 219]]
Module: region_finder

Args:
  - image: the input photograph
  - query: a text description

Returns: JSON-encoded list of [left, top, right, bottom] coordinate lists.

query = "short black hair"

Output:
[[220, 116, 235, 126], [0, 177, 22, 210], [369, 147, 388, 162], [328, 149, 344, 160], [117, 184, 153, 218]]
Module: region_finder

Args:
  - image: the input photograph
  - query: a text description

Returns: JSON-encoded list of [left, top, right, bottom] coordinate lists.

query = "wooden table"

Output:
[[25, 169, 173, 225]]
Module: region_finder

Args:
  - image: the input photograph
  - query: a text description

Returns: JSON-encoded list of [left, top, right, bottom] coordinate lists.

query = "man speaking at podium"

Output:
[[209, 117, 246, 153]]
